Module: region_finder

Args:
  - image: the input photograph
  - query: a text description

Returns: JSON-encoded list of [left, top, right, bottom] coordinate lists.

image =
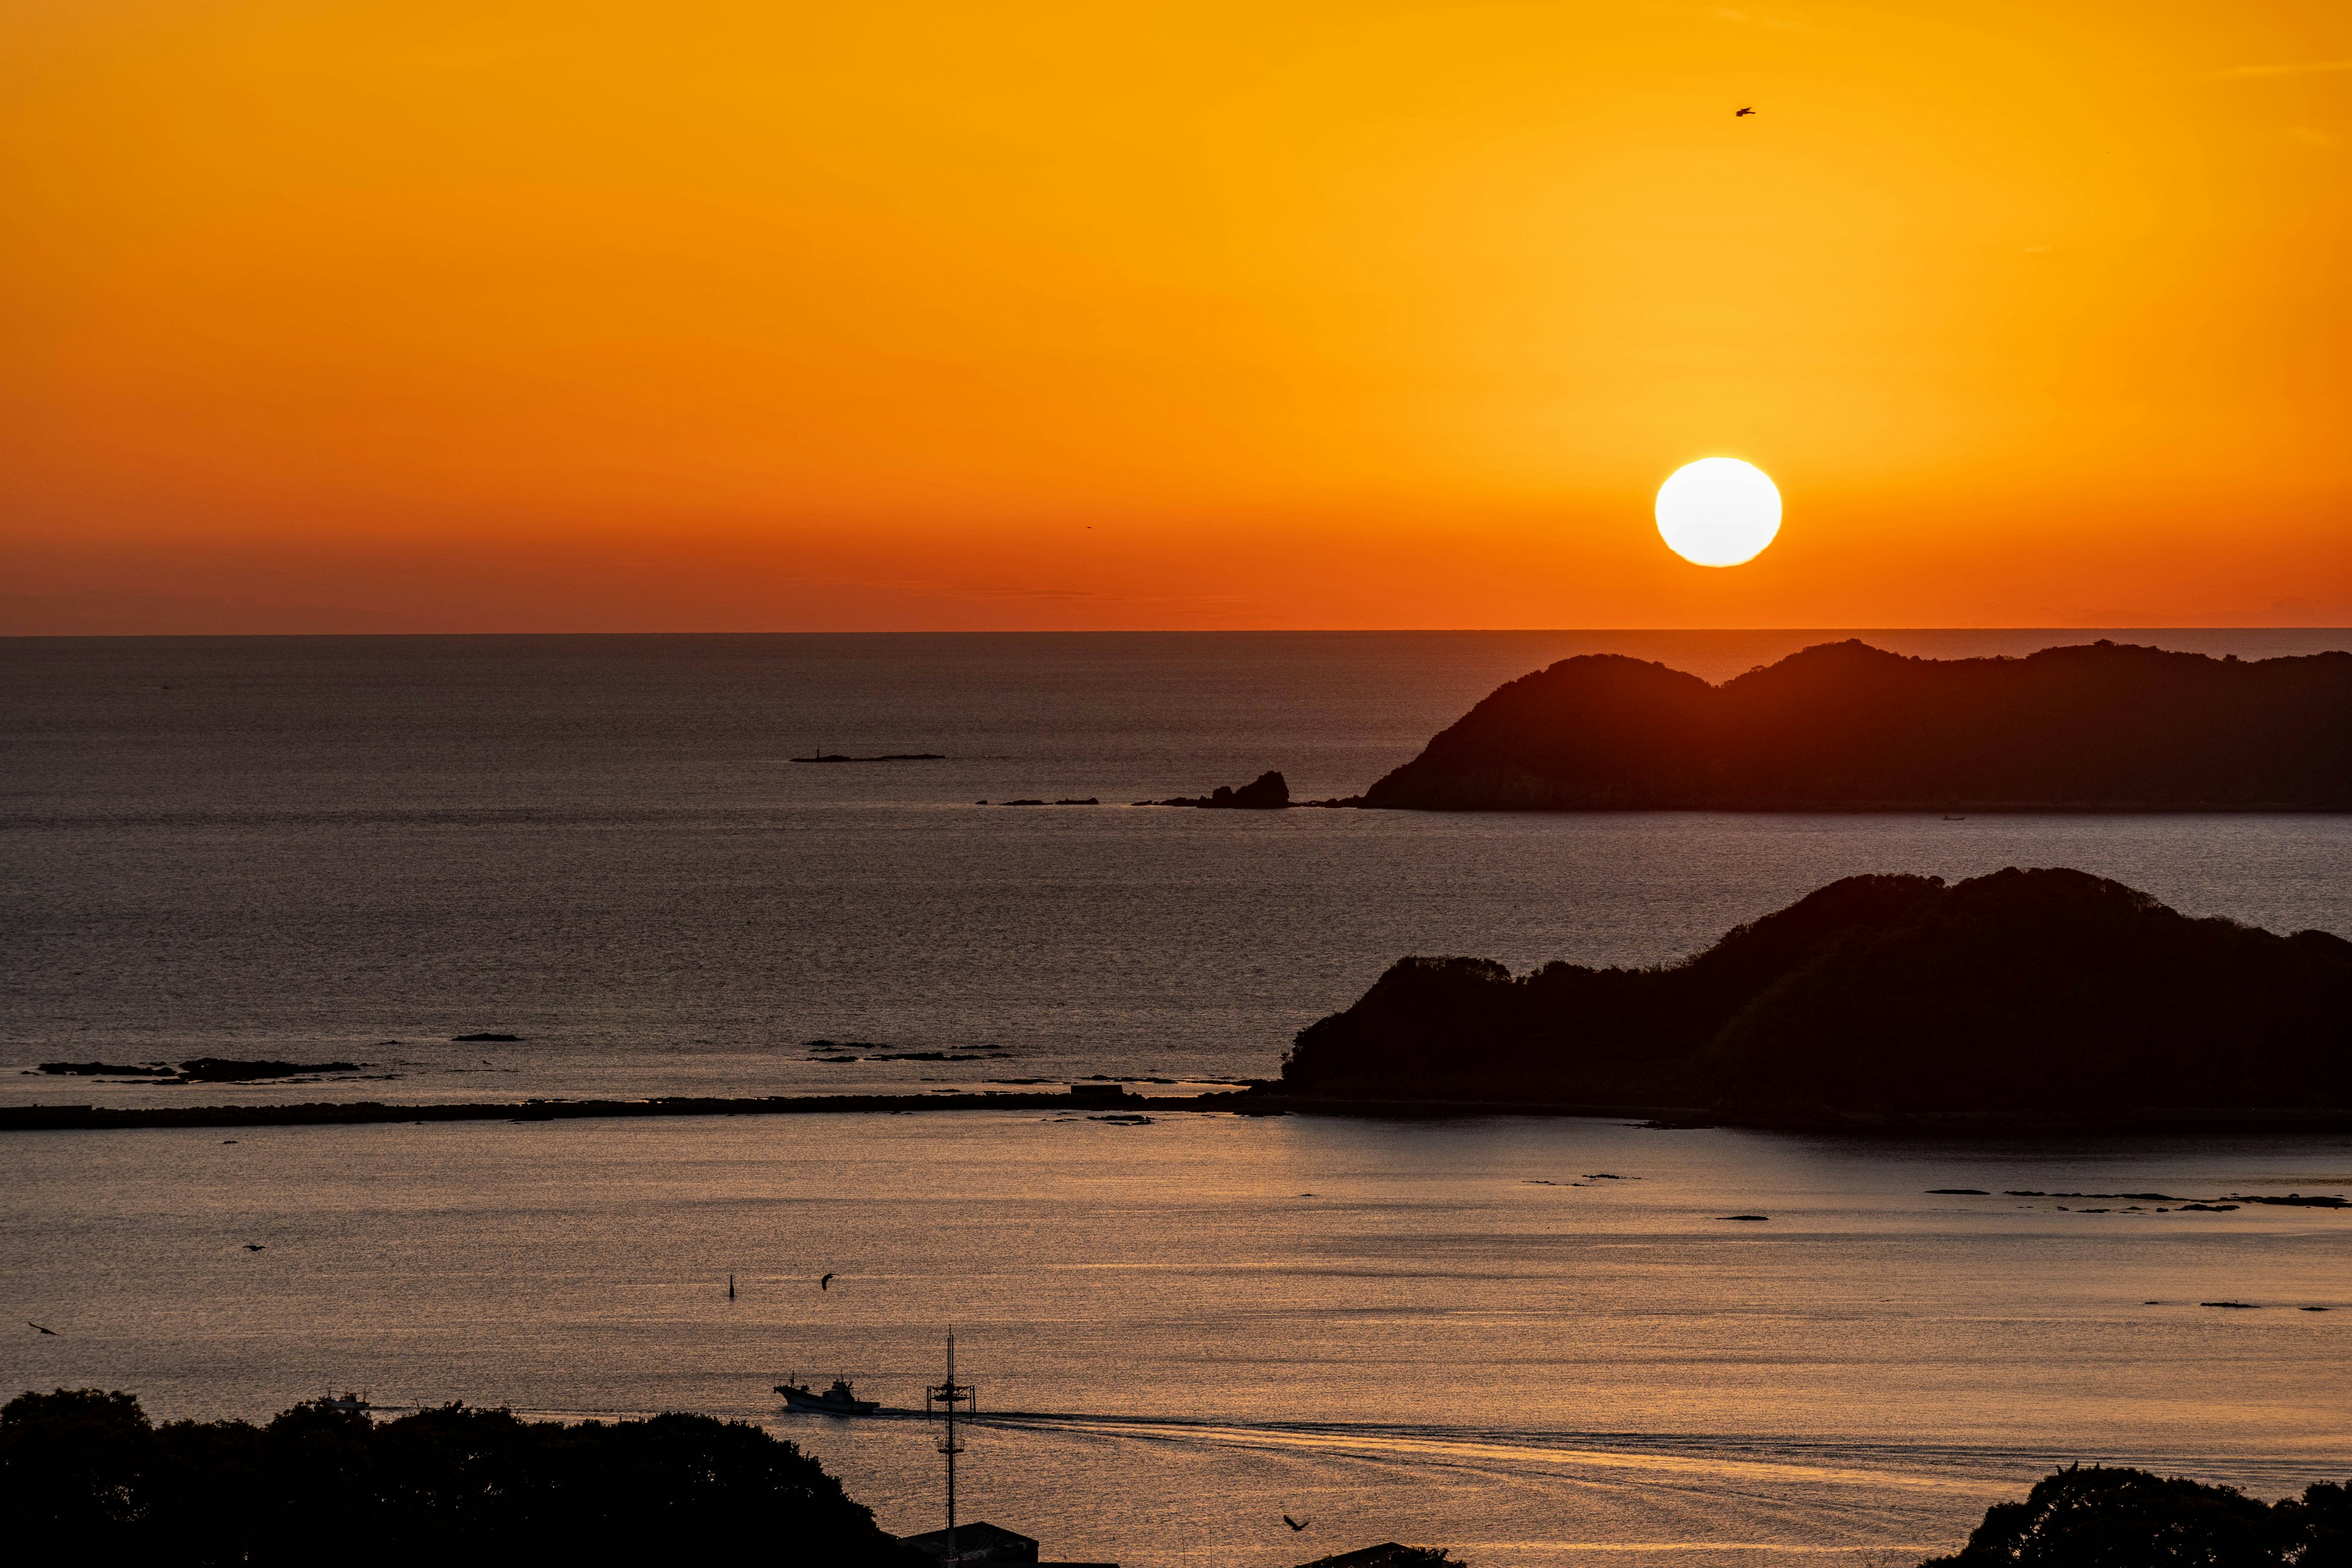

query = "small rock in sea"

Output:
[[1928, 1188, 1991, 1195], [1585, 1173, 1630, 1180], [2005, 1190, 2045, 1196], [2200, 1300, 2259, 1309], [2302, 1306, 2330, 1312], [1002, 799, 1046, 806], [2143, 1300, 2161, 1305], [452, 1033, 522, 1042], [1716, 1215, 1770, 1222], [2179, 1202, 2241, 1212], [1144, 771, 1291, 809]]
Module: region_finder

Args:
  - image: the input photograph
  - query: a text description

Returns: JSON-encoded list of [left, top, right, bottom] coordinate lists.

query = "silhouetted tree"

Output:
[[1, 1389, 922, 1565], [1921, 1463, 2352, 1566]]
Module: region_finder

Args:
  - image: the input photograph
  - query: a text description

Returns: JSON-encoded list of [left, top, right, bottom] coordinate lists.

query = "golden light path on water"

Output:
[[7, 1112, 2348, 1566], [974, 1415, 1999, 1493]]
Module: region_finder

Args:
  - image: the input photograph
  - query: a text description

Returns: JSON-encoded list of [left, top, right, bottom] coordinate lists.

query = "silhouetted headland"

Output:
[[1279, 868, 2352, 1117], [1354, 639, 2352, 811], [0, 1388, 921, 1563], [1142, 769, 1291, 808]]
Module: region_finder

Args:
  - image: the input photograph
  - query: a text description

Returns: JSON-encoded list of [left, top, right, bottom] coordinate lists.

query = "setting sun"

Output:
[[1655, 458, 1782, 568]]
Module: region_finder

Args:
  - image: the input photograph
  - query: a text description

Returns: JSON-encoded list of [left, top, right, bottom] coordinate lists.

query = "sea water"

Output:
[[3, 1112, 2347, 1566], [4, 631, 2351, 1564], [5, 630, 2350, 1102]]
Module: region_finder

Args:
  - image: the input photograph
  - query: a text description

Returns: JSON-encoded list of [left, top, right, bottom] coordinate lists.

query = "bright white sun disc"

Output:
[[1655, 458, 1781, 567]]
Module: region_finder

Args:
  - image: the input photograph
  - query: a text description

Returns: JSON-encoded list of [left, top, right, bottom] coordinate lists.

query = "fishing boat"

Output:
[[775, 1376, 879, 1415], [320, 1390, 371, 1415]]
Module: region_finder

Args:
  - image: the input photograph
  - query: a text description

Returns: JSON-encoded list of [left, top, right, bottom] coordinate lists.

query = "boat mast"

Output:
[[925, 1332, 976, 1561]]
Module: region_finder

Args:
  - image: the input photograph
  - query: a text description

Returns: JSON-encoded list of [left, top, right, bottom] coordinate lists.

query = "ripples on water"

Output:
[[4, 1114, 2347, 1565], [4, 631, 2350, 1564], [4, 631, 2350, 1101]]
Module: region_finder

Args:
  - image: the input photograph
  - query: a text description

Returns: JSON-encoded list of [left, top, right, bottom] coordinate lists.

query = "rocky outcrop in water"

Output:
[[1359, 640, 2352, 811], [1144, 770, 1291, 809], [35, 1057, 361, 1083]]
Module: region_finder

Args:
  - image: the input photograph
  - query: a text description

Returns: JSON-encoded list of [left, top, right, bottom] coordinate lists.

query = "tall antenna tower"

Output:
[[925, 1333, 977, 1562]]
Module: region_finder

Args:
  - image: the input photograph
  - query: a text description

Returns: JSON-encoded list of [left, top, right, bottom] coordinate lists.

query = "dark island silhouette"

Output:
[[1351, 639, 2352, 811], [0, 1387, 922, 1564], [792, 751, 947, 763], [1280, 868, 2352, 1115]]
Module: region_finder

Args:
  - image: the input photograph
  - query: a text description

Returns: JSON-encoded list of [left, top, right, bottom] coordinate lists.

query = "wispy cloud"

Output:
[[2202, 59, 2352, 78]]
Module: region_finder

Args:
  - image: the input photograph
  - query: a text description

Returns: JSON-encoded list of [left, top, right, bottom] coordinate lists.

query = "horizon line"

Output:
[[6, 624, 2352, 644]]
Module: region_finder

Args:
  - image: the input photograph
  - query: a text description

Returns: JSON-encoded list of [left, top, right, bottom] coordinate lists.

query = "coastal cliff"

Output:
[[1279, 869, 2352, 1113], [1359, 640, 2352, 811]]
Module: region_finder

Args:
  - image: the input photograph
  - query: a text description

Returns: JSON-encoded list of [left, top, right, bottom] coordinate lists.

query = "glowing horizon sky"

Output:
[[4, 1, 2348, 632]]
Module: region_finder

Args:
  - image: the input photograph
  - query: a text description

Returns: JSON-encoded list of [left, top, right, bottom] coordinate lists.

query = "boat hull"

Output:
[[775, 1385, 879, 1415]]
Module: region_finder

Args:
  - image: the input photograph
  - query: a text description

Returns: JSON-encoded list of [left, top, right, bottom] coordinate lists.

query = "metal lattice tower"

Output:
[[925, 1333, 977, 1561]]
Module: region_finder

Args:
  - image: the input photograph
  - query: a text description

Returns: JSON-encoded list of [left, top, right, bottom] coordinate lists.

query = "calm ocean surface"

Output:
[[5, 1114, 2349, 1566], [6, 629, 2351, 1102], [5, 631, 2351, 1564]]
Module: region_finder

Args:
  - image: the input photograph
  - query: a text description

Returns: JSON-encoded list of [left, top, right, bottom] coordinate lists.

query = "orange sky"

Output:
[[4, 1, 2348, 632]]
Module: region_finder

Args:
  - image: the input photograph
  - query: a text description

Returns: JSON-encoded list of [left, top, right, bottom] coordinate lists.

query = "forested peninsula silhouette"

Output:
[[1354, 640, 2352, 811], [1280, 869, 2352, 1115]]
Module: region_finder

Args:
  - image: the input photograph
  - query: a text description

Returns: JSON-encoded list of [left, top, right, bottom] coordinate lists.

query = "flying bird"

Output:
[[1735, 105, 1757, 116], [29, 1322, 57, 1335], [819, 1273, 834, 1291], [244, 1243, 265, 1251], [1283, 1516, 1312, 1532]]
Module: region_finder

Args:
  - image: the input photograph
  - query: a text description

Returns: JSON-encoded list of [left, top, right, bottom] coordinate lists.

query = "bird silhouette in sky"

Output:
[[29, 1322, 58, 1335], [244, 1243, 265, 1251], [820, 1273, 835, 1291], [1283, 1515, 1311, 1532], [1735, 106, 1757, 116]]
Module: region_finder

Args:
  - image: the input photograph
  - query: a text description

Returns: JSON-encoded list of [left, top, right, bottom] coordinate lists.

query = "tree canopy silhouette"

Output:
[[0, 1388, 921, 1566], [1921, 1464, 2351, 1565]]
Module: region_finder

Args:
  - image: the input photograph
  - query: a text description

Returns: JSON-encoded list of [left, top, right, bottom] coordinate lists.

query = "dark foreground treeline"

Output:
[[1281, 867, 2352, 1112], [1926, 1464, 2350, 1565], [1, 1388, 921, 1565]]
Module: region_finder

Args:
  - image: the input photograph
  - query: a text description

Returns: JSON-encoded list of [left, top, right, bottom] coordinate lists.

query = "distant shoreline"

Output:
[[9, 1090, 2352, 1136]]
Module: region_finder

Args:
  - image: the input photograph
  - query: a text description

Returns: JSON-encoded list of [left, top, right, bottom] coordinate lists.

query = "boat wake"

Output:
[[959, 1411, 2348, 1504]]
